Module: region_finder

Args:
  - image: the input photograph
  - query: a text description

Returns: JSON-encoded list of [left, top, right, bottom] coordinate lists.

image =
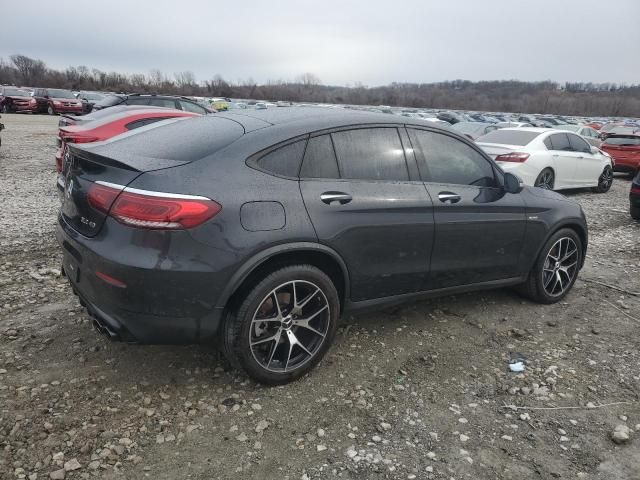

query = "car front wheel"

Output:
[[592, 165, 613, 193], [222, 265, 340, 384], [519, 228, 582, 304], [47, 105, 55, 115], [534, 168, 555, 190]]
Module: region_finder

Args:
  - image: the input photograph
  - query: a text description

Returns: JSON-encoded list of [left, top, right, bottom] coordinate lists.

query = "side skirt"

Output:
[[344, 277, 526, 314]]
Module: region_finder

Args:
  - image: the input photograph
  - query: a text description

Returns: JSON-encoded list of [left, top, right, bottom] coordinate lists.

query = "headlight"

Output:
[[53, 100, 62, 105]]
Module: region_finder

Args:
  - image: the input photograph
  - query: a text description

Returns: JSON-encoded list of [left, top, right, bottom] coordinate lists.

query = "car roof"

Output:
[[215, 106, 443, 133]]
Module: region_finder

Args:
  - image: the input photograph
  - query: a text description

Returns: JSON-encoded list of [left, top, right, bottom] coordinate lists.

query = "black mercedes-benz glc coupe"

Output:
[[57, 107, 588, 384]]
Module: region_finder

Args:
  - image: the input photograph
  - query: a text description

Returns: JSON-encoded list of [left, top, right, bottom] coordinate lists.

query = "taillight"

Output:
[[631, 186, 640, 195], [495, 152, 530, 163], [87, 182, 123, 214], [87, 182, 221, 229]]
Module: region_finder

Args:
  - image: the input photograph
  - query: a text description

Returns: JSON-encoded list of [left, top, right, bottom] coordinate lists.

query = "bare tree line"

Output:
[[1, 54, 638, 117]]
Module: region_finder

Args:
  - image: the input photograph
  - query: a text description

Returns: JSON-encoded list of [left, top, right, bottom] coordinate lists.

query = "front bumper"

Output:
[[52, 105, 84, 114], [56, 215, 225, 344]]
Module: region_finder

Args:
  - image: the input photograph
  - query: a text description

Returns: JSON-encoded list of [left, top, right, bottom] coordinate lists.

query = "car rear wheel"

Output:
[[631, 205, 640, 220], [591, 165, 613, 193], [518, 228, 582, 304], [47, 105, 55, 115], [222, 265, 339, 384], [534, 168, 555, 190]]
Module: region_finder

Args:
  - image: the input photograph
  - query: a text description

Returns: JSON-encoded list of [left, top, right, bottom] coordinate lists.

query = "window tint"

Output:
[[331, 128, 408, 181], [125, 117, 169, 131], [179, 100, 206, 113], [549, 133, 572, 151], [568, 134, 591, 153], [300, 135, 339, 178], [256, 140, 306, 177], [543, 137, 552, 150], [409, 129, 496, 187]]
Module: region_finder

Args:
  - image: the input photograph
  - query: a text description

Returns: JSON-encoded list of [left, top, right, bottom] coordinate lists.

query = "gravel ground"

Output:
[[1, 113, 639, 480]]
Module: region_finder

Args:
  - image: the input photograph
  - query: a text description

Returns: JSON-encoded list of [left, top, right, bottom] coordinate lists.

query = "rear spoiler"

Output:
[[68, 143, 190, 172]]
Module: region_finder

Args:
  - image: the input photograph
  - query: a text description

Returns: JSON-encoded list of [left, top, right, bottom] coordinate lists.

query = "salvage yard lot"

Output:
[[1, 114, 639, 480]]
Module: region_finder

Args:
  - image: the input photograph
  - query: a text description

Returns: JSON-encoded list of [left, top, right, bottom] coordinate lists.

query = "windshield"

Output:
[[47, 89, 77, 99], [3, 88, 31, 96], [94, 95, 125, 107], [81, 92, 105, 100], [476, 129, 541, 146], [603, 135, 640, 146]]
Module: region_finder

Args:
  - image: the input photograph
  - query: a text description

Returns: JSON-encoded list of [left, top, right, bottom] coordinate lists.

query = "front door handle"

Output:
[[438, 192, 461, 204], [320, 191, 352, 205]]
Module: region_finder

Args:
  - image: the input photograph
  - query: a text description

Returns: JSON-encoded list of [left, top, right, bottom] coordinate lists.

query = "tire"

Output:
[[631, 205, 640, 220], [47, 105, 55, 115], [534, 168, 555, 190], [222, 265, 340, 385], [591, 165, 613, 193], [1, 104, 10, 114], [519, 228, 582, 304]]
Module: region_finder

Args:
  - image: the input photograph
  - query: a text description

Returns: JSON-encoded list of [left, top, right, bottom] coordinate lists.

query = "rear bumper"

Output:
[[56, 215, 226, 344]]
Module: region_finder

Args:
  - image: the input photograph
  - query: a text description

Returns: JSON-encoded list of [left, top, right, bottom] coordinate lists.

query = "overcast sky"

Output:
[[2, 0, 639, 86]]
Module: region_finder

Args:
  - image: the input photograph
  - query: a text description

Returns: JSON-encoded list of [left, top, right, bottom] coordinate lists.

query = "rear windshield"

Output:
[[476, 130, 541, 146], [603, 136, 640, 146], [605, 126, 640, 135], [94, 95, 125, 107]]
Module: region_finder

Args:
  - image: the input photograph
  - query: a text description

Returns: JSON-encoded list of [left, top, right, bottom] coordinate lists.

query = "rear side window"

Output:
[[125, 117, 170, 131], [331, 128, 408, 181], [300, 135, 339, 178], [568, 134, 591, 153], [549, 133, 572, 151], [256, 140, 306, 178], [543, 137, 552, 149], [409, 129, 496, 187]]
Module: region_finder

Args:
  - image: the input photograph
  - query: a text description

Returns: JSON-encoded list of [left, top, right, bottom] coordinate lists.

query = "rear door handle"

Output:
[[320, 191, 352, 205], [438, 192, 461, 204]]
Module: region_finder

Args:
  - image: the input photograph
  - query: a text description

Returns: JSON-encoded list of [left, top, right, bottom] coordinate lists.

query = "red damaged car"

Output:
[[0, 86, 35, 113], [33, 88, 84, 115], [55, 107, 200, 193], [600, 131, 640, 177]]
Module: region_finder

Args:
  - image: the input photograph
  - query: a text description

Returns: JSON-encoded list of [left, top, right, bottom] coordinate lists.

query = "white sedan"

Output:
[[476, 128, 613, 192]]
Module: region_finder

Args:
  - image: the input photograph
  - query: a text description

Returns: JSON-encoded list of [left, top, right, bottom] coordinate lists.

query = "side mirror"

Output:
[[590, 146, 599, 154], [504, 172, 524, 194]]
